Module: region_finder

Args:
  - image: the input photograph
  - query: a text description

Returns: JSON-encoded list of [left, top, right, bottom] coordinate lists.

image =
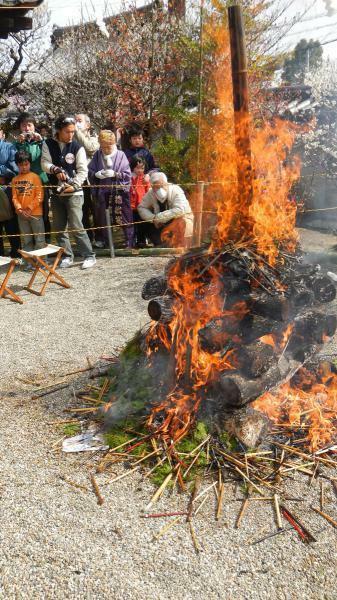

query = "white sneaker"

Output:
[[93, 240, 106, 249], [60, 257, 74, 268], [82, 256, 96, 269]]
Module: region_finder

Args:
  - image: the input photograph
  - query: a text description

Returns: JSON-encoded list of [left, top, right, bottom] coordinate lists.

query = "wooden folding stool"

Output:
[[0, 257, 23, 304], [19, 244, 71, 297]]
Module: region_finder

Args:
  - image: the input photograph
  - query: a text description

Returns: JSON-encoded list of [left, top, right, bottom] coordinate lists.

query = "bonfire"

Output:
[[73, 5, 337, 545]]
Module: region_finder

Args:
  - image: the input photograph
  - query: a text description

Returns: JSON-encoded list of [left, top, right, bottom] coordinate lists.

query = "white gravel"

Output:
[[0, 243, 337, 599]]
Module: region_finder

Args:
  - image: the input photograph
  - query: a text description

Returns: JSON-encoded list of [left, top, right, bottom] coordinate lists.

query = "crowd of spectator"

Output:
[[0, 113, 194, 270]]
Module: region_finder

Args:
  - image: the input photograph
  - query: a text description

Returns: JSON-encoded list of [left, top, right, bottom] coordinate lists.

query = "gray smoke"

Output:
[[323, 0, 336, 16]]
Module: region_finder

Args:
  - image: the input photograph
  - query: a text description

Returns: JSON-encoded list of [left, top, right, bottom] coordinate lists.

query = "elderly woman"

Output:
[[137, 172, 194, 248], [88, 130, 133, 248]]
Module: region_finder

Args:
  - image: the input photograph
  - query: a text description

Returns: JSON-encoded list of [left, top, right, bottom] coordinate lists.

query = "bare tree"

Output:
[[0, 4, 50, 111]]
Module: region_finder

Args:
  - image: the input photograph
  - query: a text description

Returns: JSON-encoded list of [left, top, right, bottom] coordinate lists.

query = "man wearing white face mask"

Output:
[[138, 172, 194, 248]]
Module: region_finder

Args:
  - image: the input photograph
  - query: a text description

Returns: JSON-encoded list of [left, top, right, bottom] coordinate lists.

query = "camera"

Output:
[[56, 169, 75, 194], [24, 133, 34, 141]]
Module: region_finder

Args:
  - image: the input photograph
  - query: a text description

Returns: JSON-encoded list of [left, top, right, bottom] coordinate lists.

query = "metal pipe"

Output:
[[228, 4, 253, 238], [105, 208, 115, 258]]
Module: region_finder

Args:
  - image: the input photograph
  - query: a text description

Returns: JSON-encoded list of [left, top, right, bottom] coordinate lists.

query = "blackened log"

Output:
[[148, 296, 175, 323], [219, 355, 304, 408], [236, 340, 275, 378], [222, 275, 251, 296], [292, 312, 337, 346], [142, 276, 168, 300], [242, 315, 286, 344], [198, 313, 253, 352], [290, 286, 315, 309], [311, 276, 336, 303], [252, 294, 291, 321]]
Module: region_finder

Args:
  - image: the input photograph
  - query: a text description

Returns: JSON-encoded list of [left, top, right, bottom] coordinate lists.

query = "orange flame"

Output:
[[253, 364, 337, 451], [145, 10, 303, 444]]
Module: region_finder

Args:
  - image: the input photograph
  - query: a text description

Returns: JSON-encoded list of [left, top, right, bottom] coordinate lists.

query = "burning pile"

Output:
[[100, 6, 337, 493]]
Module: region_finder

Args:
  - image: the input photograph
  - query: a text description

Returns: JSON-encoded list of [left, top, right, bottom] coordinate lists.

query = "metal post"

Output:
[[193, 181, 205, 247], [228, 5, 253, 238], [105, 208, 115, 258]]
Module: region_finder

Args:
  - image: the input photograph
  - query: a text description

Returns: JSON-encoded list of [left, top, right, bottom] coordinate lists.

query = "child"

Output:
[[130, 155, 150, 247], [88, 130, 133, 248], [12, 150, 45, 255], [124, 126, 158, 173], [15, 112, 51, 241], [0, 175, 21, 258]]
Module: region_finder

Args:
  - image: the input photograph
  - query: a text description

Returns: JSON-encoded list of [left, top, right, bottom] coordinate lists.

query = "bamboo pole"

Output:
[[228, 4, 253, 239]]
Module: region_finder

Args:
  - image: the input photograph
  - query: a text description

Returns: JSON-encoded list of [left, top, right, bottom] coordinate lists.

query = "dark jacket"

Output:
[[124, 147, 157, 173]]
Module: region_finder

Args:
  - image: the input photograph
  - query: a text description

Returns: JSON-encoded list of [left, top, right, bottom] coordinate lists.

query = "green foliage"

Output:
[[121, 330, 144, 360], [152, 132, 196, 184], [63, 423, 81, 436], [282, 38, 323, 85], [150, 462, 173, 487]]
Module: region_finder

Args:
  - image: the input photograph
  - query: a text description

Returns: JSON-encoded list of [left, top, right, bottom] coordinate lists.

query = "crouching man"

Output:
[[41, 115, 96, 269], [137, 172, 194, 248]]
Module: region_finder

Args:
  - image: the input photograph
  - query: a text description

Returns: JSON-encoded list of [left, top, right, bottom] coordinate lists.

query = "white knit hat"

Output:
[[149, 171, 168, 185]]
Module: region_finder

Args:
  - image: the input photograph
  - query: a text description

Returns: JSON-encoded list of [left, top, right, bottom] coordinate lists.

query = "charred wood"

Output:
[[198, 314, 253, 352], [236, 340, 275, 378], [242, 315, 286, 344], [252, 294, 291, 322], [290, 286, 315, 309], [311, 276, 336, 303], [148, 296, 175, 324], [219, 355, 305, 408], [291, 312, 337, 346], [142, 276, 168, 300]]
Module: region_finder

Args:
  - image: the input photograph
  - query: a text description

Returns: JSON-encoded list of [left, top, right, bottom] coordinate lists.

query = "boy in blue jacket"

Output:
[[0, 127, 18, 179]]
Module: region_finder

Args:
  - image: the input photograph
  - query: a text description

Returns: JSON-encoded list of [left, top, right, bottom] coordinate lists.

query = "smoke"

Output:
[[323, 0, 337, 16]]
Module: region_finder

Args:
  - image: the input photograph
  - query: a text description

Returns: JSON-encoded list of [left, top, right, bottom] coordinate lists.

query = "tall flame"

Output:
[[146, 8, 303, 444]]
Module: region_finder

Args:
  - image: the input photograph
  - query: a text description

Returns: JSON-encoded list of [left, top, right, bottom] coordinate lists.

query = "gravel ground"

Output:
[[0, 235, 337, 599]]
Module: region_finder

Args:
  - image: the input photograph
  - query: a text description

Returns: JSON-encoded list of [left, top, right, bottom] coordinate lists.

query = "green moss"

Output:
[[150, 462, 173, 487], [193, 422, 209, 443], [121, 330, 144, 359], [62, 423, 81, 436]]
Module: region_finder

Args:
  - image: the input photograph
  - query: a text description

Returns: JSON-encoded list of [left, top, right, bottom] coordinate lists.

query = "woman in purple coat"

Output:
[[88, 130, 133, 248]]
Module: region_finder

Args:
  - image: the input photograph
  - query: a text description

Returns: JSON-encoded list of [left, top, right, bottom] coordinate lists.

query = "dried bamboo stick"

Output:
[[183, 450, 202, 479], [194, 494, 209, 516], [59, 475, 89, 492], [145, 472, 173, 510], [274, 494, 282, 530], [236, 497, 249, 528], [90, 473, 104, 505], [320, 481, 325, 511], [194, 482, 217, 503], [187, 477, 201, 522], [234, 466, 264, 496], [216, 482, 225, 521], [311, 506, 337, 529], [107, 465, 139, 485], [152, 516, 182, 541], [189, 520, 200, 554]]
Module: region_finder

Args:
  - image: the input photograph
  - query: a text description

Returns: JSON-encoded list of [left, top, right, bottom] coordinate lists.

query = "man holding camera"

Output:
[[15, 113, 51, 239], [41, 115, 96, 269]]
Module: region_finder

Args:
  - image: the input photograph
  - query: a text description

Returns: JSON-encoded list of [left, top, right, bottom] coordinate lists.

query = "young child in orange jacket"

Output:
[[130, 155, 150, 247], [12, 150, 45, 254]]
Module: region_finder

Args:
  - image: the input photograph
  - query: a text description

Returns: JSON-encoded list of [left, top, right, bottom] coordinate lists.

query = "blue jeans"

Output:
[[50, 193, 94, 260]]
